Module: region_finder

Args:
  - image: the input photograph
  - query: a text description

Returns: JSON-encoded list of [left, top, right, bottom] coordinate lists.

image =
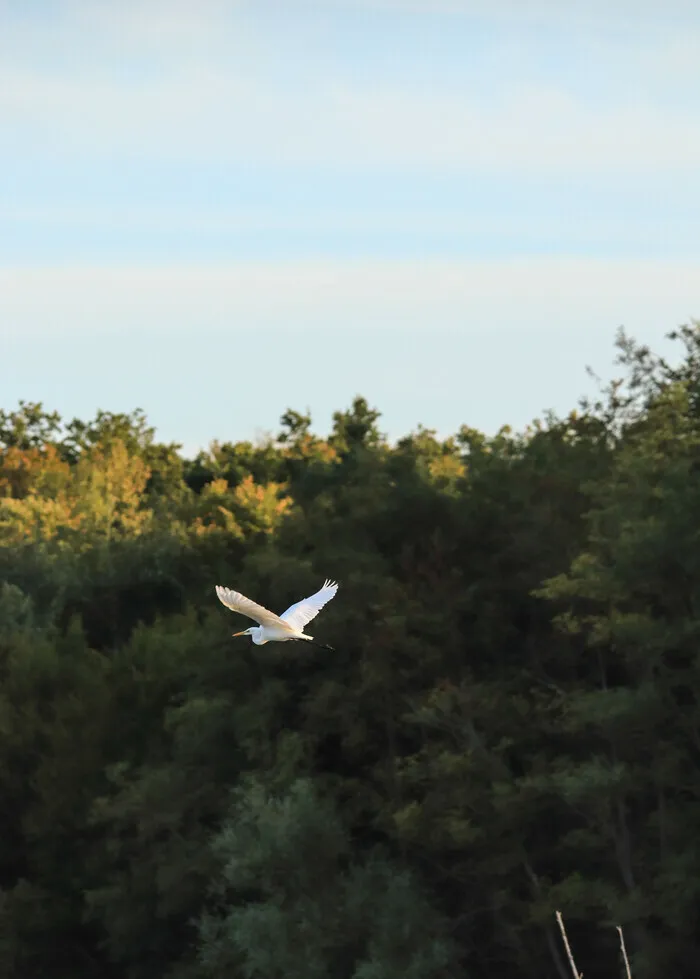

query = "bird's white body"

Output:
[[215, 578, 339, 646]]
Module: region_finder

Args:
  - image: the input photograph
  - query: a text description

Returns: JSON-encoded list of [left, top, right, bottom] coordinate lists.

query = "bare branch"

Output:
[[617, 925, 632, 979], [555, 911, 583, 979]]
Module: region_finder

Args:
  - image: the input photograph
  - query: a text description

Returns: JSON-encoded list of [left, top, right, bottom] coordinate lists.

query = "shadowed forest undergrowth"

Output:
[[1, 325, 699, 978]]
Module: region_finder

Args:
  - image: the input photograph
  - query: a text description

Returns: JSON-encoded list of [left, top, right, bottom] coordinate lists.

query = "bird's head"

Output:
[[232, 627, 256, 638]]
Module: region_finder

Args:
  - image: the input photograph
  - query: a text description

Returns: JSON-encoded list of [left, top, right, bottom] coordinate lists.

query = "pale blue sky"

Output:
[[2, 0, 699, 452]]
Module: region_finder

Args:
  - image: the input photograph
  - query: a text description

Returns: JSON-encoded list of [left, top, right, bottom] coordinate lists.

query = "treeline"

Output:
[[0, 325, 699, 978]]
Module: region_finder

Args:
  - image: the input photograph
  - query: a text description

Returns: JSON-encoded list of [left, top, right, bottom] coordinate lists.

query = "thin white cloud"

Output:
[[0, 199, 688, 249], [2, 259, 698, 339], [2, 63, 700, 174], [1, 2, 699, 174], [327, 0, 700, 30]]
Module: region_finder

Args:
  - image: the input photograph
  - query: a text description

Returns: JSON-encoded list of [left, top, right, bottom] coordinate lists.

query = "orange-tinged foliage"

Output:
[[187, 475, 292, 539], [73, 440, 152, 538], [190, 478, 245, 539], [426, 453, 465, 493], [232, 475, 293, 533], [0, 439, 153, 545], [0, 433, 295, 549], [0, 494, 82, 543], [0, 445, 71, 499], [283, 434, 339, 464]]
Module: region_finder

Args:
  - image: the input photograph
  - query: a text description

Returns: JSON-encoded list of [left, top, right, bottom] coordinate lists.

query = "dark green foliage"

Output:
[[1, 324, 700, 976], [198, 778, 458, 979]]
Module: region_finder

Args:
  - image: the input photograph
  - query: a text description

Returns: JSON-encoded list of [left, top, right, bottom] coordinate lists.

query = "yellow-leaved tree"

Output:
[[0, 439, 152, 549]]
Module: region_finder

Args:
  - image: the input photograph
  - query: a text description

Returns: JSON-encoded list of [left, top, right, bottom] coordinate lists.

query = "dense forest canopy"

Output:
[[1, 324, 700, 978]]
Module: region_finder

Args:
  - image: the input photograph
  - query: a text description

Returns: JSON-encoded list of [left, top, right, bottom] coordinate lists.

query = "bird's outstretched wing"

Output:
[[279, 579, 339, 631], [215, 586, 284, 628]]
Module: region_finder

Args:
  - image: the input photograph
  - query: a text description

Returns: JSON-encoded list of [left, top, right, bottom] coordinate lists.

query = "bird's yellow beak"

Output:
[[232, 630, 246, 637]]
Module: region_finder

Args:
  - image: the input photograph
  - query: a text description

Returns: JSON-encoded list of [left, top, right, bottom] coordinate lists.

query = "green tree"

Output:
[[198, 778, 458, 979]]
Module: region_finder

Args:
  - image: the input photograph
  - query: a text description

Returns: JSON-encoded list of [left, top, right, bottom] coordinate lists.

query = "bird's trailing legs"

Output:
[[296, 638, 334, 651]]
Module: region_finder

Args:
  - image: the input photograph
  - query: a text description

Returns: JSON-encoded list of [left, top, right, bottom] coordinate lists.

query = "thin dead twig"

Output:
[[555, 911, 583, 979], [617, 925, 632, 979]]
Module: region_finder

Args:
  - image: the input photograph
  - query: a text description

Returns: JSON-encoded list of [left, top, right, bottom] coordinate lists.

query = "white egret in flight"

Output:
[[215, 578, 339, 649]]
